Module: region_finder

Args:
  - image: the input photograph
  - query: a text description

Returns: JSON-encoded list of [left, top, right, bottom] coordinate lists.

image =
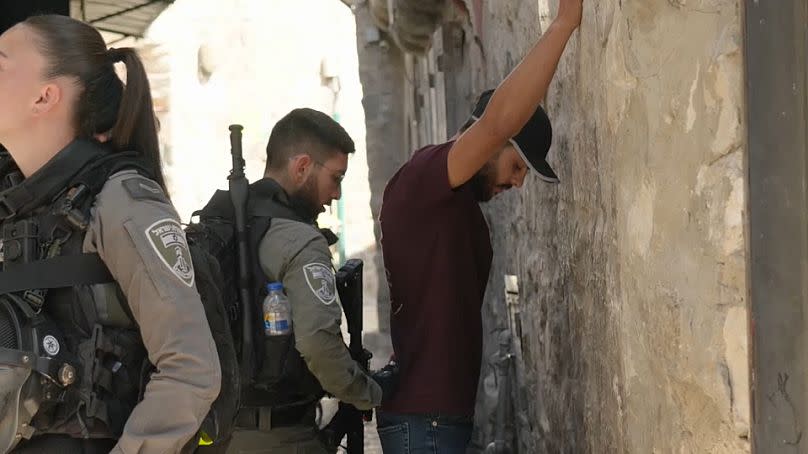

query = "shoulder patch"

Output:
[[122, 177, 167, 203], [303, 263, 337, 305], [145, 219, 195, 287]]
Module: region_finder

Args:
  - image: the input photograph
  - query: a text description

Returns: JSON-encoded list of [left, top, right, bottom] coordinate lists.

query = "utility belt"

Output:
[[233, 402, 317, 431]]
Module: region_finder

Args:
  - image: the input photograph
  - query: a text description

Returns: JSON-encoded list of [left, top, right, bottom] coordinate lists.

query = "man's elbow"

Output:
[[296, 334, 328, 367], [296, 335, 351, 383], [479, 86, 535, 139], [477, 110, 522, 144]]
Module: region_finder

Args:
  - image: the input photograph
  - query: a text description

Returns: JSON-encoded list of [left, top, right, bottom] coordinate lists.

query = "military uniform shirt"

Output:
[[258, 218, 381, 410], [83, 170, 222, 453]]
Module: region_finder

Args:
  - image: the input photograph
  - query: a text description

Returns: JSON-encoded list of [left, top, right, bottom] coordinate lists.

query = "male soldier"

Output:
[[225, 108, 384, 454], [377, 1, 583, 452]]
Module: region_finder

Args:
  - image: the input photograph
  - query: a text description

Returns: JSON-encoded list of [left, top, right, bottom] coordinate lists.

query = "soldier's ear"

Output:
[[289, 154, 313, 183]]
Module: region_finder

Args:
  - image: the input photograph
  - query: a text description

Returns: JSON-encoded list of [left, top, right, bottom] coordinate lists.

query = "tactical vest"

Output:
[[192, 179, 332, 409], [0, 140, 153, 440]]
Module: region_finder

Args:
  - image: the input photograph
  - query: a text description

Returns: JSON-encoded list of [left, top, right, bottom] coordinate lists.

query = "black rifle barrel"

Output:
[[228, 124, 254, 382]]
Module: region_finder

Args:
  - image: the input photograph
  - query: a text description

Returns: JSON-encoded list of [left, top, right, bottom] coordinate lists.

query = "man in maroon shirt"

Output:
[[376, 1, 583, 452]]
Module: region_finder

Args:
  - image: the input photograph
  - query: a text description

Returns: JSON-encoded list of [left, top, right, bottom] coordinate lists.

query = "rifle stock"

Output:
[[329, 259, 371, 454]]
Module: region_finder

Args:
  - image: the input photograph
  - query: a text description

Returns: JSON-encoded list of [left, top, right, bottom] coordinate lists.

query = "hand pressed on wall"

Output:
[[557, 0, 584, 31]]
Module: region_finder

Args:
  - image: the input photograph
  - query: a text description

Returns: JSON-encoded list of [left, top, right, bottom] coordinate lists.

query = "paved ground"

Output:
[[364, 419, 383, 454]]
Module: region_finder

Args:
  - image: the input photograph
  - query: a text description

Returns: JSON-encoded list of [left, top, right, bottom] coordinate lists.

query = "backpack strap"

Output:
[[0, 254, 114, 294], [68, 151, 154, 199], [56, 151, 154, 227]]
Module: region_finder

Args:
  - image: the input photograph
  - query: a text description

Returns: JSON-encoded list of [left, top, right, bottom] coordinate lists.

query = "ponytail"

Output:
[[23, 15, 167, 191], [107, 47, 166, 190]]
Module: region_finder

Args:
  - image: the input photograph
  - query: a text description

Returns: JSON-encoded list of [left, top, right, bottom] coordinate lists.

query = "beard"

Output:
[[288, 173, 322, 222], [470, 161, 496, 202]]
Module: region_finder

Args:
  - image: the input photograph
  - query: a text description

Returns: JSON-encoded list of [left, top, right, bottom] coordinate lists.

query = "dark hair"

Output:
[[23, 15, 166, 190], [265, 108, 355, 171]]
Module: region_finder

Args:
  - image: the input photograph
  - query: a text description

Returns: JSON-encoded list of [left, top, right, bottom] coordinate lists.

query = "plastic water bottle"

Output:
[[263, 282, 292, 336]]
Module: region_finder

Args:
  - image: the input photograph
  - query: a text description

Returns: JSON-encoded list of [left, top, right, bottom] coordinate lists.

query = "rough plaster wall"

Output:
[[367, 0, 750, 452], [481, 1, 749, 452], [368, 0, 449, 53], [604, 1, 750, 450], [351, 1, 411, 349]]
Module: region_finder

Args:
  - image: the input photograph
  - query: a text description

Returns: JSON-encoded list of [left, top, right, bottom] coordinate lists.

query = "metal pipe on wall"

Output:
[[745, 1, 808, 452]]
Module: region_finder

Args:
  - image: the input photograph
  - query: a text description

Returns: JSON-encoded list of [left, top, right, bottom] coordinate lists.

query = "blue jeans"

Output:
[[376, 411, 473, 454]]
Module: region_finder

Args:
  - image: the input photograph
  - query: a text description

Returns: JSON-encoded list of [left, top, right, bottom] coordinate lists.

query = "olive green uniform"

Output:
[[6, 152, 221, 454], [225, 218, 381, 454], [87, 171, 221, 453]]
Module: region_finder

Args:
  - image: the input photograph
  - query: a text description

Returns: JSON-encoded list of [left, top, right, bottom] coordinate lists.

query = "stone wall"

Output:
[[351, 0, 751, 452]]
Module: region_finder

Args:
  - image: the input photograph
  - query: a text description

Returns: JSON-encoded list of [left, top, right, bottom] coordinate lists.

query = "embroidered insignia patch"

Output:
[[303, 263, 337, 305], [145, 219, 195, 287]]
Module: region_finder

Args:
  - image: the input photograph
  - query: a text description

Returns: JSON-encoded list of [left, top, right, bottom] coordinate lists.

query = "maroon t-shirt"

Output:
[[379, 141, 493, 416]]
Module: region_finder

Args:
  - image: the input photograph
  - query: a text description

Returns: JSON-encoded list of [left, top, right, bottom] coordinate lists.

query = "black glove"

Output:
[[371, 361, 400, 403]]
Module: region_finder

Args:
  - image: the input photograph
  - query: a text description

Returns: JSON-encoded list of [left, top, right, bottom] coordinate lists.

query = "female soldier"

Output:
[[0, 14, 221, 453]]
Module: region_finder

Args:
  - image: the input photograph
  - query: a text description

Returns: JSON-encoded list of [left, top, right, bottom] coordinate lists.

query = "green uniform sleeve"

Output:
[[259, 219, 382, 410], [84, 171, 221, 454]]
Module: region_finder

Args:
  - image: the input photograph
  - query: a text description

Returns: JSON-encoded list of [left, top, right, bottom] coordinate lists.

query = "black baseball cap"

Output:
[[469, 89, 558, 183]]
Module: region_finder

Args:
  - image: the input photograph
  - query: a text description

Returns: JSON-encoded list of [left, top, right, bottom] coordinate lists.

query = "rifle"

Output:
[[227, 125, 255, 388], [325, 259, 372, 454]]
